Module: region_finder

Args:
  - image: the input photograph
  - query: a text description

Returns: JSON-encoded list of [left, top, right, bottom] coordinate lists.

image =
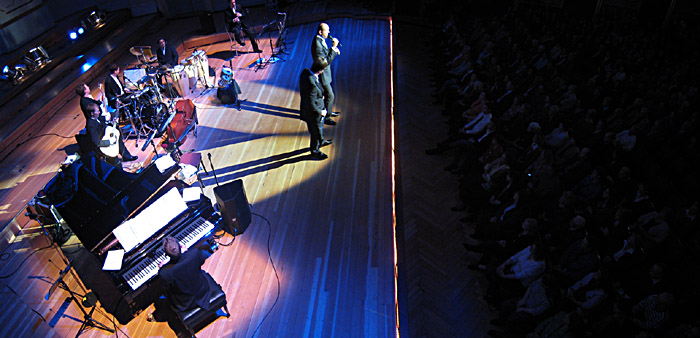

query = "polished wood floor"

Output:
[[0, 11, 396, 338]]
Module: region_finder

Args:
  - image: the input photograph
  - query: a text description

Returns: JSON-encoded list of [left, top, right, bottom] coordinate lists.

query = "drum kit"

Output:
[[116, 48, 213, 145]]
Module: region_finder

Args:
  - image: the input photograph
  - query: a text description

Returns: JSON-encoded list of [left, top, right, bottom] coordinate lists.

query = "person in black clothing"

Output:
[[104, 64, 131, 113], [224, 0, 262, 53], [299, 60, 333, 160], [156, 38, 179, 68], [85, 103, 137, 164], [158, 236, 223, 313], [311, 22, 341, 125], [75, 82, 105, 121]]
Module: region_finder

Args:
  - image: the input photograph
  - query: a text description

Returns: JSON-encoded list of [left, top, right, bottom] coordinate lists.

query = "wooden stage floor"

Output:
[[0, 17, 395, 337]]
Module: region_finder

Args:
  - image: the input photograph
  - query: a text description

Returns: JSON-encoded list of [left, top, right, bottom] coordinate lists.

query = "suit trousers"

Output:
[[320, 82, 335, 113], [304, 116, 324, 153], [228, 22, 260, 51]]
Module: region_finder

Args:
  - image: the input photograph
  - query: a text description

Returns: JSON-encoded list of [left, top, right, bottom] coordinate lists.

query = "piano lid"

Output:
[[52, 153, 180, 252]]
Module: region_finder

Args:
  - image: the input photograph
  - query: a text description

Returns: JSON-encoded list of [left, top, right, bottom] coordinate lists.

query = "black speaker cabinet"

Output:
[[213, 179, 251, 235], [199, 12, 215, 35]]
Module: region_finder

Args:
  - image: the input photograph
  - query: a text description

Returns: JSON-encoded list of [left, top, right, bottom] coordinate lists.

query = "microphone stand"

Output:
[[207, 153, 220, 186], [41, 227, 114, 337]]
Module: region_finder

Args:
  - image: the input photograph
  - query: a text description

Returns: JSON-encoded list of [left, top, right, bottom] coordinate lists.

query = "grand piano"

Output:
[[39, 153, 222, 323]]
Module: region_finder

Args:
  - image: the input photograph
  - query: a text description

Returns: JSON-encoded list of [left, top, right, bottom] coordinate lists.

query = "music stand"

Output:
[[255, 18, 285, 72]]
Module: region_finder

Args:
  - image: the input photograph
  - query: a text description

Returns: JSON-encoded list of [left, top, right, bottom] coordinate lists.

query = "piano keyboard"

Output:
[[123, 216, 214, 290]]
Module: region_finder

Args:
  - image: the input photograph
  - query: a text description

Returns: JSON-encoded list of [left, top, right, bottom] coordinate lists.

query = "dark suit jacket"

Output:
[[299, 68, 325, 121], [159, 249, 214, 312], [156, 44, 178, 67], [311, 35, 338, 86], [224, 6, 248, 30], [80, 96, 102, 120], [104, 74, 124, 107], [86, 116, 107, 148]]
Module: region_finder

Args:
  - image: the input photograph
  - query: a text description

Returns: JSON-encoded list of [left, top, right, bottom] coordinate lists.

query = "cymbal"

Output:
[[129, 47, 143, 56]]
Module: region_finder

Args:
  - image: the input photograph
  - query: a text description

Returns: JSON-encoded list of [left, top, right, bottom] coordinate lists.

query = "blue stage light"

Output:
[[2, 65, 8, 74], [69, 31, 78, 40], [77, 27, 85, 34], [81, 62, 93, 72]]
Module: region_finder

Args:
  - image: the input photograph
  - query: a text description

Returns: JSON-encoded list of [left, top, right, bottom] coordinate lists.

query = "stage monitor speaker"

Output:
[[199, 12, 216, 35], [213, 179, 251, 235]]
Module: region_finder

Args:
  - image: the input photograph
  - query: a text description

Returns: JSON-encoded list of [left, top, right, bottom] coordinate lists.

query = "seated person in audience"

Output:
[[461, 106, 492, 137], [526, 310, 584, 338], [490, 274, 554, 337], [557, 236, 599, 287], [466, 219, 539, 271], [567, 270, 610, 314], [472, 190, 528, 240], [487, 240, 547, 303], [85, 103, 137, 164], [158, 236, 222, 313]]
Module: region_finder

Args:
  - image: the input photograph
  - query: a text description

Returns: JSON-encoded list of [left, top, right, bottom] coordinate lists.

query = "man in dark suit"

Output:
[[224, 0, 262, 53], [156, 38, 178, 68], [158, 236, 223, 313], [300, 60, 333, 160], [75, 82, 104, 121], [311, 22, 341, 125], [103, 64, 130, 113], [85, 103, 137, 164]]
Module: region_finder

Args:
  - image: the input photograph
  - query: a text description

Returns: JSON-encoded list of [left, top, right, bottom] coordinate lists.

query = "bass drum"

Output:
[[139, 102, 169, 131]]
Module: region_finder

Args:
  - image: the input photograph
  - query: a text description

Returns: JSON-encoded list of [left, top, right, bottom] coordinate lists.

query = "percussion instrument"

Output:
[[219, 67, 233, 87], [166, 65, 190, 97], [193, 50, 212, 87]]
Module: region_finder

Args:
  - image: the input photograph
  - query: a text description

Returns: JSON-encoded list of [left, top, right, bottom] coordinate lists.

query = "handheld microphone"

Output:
[[328, 34, 342, 47]]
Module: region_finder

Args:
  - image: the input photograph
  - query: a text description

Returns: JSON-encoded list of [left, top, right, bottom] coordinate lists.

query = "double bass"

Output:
[[163, 99, 197, 149]]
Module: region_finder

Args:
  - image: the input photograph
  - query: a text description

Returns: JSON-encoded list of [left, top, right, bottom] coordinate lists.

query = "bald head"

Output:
[[317, 23, 329, 39]]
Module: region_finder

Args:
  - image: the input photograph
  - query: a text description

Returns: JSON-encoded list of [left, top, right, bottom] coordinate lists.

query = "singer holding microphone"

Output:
[[311, 22, 341, 125]]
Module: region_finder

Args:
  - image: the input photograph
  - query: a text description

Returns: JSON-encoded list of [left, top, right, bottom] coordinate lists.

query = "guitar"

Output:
[[99, 122, 120, 158], [96, 83, 120, 158]]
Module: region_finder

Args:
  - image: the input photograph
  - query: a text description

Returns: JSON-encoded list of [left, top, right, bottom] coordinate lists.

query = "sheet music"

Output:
[[113, 187, 188, 252], [182, 187, 201, 202], [103, 249, 124, 271], [155, 153, 177, 173]]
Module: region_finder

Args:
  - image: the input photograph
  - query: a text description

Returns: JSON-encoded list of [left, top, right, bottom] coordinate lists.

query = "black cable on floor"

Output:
[[250, 212, 281, 338]]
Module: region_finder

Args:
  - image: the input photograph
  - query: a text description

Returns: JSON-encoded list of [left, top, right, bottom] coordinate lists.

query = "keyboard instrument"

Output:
[[122, 215, 215, 290]]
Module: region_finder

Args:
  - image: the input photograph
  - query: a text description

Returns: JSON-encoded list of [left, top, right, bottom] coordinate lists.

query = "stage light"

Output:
[[81, 62, 93, 72], [77, 26, 85, 34], [85, 11, 106, 29], [69, 31, 78, 40], [23, 45, 50, 70], [2, 64, 27, 84]]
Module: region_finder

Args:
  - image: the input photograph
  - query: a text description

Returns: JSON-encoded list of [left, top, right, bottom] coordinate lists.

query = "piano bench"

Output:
[[175, 282, 230, 337]]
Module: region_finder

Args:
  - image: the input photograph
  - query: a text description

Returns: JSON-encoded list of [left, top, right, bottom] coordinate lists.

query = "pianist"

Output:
[[158, 236, 223, 313]]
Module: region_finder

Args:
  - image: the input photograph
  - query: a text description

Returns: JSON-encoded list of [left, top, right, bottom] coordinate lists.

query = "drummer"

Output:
[[104, 64, 131, 118], [156, 38, 179, 69]]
